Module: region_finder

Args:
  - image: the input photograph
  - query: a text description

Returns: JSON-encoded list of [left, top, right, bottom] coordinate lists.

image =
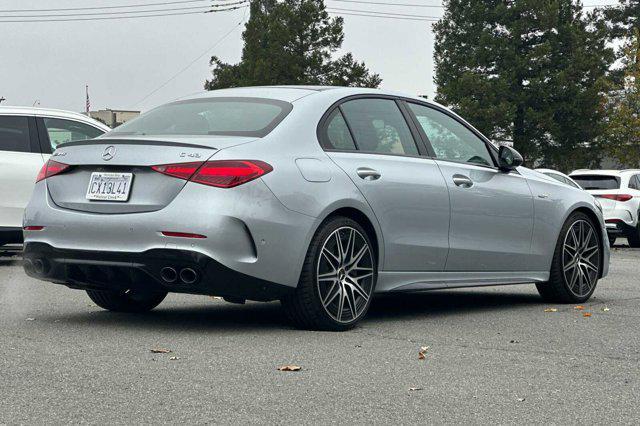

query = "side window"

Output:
[[339, 99, 419, 156], [407, 103, 494, 167], [630, 175, 640, 190], [43, 118, 104, 151], [324, 109, 357, 151], [0, 115, 31, 153]]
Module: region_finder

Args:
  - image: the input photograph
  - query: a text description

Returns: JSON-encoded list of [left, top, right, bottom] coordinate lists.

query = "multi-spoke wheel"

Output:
[[537, 212, 602, 303], [281, 216, 376, 331]]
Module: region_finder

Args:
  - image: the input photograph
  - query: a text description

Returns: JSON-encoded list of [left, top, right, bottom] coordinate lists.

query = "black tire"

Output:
[[281, 216, 377, 331], [626, 222, 640, 247], [536, 212, 602, 303], [86, 289, 167, 313]]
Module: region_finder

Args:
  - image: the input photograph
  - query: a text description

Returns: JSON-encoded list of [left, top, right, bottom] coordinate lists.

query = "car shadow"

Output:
[[45, 288, 543, 333]]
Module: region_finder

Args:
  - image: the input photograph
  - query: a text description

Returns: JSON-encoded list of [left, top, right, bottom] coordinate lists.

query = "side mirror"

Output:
[[498, 145, 523, 171]]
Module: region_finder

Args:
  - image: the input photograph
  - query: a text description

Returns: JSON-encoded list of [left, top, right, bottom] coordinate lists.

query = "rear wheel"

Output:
[[536, 212, 601, 303], [87, 289, 167, 313], [281, 216, 376, 331], [626, 221, 640, 247]]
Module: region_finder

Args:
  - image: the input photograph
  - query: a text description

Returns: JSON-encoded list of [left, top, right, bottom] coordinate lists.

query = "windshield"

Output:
[[107, 97, 292, 138], [571, 175, 620, 190]]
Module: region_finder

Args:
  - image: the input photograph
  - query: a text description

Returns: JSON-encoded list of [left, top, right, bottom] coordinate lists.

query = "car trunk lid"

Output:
[[46, 136, 256, 214]]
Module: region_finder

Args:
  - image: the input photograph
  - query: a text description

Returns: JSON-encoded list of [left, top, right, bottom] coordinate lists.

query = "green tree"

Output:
[[603, 31, 640, 166], [433, 0, 613, 171], [205, 0, 381, 90]]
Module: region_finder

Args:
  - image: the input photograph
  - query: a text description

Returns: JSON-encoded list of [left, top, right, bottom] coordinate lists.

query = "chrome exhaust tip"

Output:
[[179, 268, 197, 284], [160, 267, 177, 283]]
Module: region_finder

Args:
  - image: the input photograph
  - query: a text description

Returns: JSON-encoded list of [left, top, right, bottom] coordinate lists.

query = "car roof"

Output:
[[0, 106, 111, 131], [569, 169, 640, 177], [175, 85, 433, 106]]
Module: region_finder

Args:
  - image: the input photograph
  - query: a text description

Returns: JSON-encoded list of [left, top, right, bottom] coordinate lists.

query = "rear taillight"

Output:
[[36, 160, 70, 183], [596, 194, 633, 202], [152, 160, 273, 188]]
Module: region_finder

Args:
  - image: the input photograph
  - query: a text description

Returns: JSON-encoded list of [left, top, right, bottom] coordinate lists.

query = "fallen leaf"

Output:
[[277, 365, 301, 372], [418, 346, 430, 360], [169, 356, 180, 361], [409, 387, 424, 391], [574, 305, 585, 311], [517, 398, 526, 402], [150, 348, 171, 354], [582, 312, 592, 317], [25, 318, 35, 321], [509, 340, 520, 344], [602, 307, 610, 312], [544, 308, 558, 313]]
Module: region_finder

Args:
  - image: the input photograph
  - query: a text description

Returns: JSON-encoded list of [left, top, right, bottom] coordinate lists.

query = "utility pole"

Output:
[[0, 96, 5, 104]]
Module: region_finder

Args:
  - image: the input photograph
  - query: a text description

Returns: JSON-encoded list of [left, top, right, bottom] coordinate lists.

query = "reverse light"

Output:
[[595, 194, 633, 202], [152, 160, 273, 188], [36, 160, 70, 182], [161, 231, 207, 239]]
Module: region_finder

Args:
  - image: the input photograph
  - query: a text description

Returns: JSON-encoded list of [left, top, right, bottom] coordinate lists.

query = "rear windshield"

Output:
[[107, 97, 292, 138], [571, 175, 620, 190]]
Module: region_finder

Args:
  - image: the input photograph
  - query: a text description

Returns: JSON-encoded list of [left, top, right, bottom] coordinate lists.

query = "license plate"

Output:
[[86, 172, 133, 202]]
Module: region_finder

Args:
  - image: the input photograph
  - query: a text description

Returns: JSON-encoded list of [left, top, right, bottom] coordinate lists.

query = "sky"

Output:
[[0, 0, 620, 113]]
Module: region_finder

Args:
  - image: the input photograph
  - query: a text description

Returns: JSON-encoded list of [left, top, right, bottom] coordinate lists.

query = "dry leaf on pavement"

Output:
[[150, 348, 172, 354], [574, 305, 585, 310], [418, 346, 429, 360], [602, 307, 610, 312], [409, 387, 424, 391], [277, 365, 301, 372], [582, 312, 592, 317], [169, 356, 180, 360], [544, 308, 558, 313]]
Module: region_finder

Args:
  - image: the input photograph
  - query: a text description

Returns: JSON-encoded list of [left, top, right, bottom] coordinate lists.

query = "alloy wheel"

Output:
[[316, 226, 374, 323], [562, 219, 600, 298]]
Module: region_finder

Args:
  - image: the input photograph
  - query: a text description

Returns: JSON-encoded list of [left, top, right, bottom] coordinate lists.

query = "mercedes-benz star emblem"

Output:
[[102, 145, 116, 161]]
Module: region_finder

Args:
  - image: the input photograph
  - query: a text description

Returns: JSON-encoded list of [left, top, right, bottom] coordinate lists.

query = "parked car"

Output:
[[0, 107, 109, 246], [570, 169, 640, 246], [22, 87, 609, 330], [535, 168, 582, 190]]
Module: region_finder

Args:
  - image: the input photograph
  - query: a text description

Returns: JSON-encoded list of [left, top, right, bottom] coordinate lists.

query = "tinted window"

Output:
[[629, 175, 640, 190], [571, 175, 620, 190], [108, 98, 292, 137], [408, 103, 494, 167], [43, 118, 104, 150], [324, 109, 356, 150], [340, 99, 419, 155], [0, 115, 30, 153]]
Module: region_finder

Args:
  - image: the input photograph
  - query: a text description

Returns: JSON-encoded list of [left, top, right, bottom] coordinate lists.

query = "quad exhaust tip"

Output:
[[160, 267, 177, 283], [179, 268, 198, 284]]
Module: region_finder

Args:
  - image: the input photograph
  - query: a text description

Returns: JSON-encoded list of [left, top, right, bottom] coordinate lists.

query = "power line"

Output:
[[328, 0, 444, 8], [133, 7, 249, 107], [328, 6, 440, 19], [0, 5, 245, 23], [0, 0, 216, 13], [328, 10, 438, 21], [0, 2, 248, 19]]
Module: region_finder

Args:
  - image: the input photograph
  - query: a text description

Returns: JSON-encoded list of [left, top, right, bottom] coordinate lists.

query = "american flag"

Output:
[[85, 85, 90, 115]]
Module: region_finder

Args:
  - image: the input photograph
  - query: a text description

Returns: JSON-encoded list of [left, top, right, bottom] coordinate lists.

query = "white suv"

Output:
[[0, 107, 110, 246], [570, 169, 640, 246]]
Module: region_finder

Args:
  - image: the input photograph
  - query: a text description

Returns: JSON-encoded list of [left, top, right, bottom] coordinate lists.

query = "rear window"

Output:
[[107, 97, 292, 138], [571, 175, 620, 190]]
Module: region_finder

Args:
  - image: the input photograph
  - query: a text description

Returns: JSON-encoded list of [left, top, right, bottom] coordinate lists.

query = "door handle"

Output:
[[356, 167, 381, 181], [452, 174, 473, 188]]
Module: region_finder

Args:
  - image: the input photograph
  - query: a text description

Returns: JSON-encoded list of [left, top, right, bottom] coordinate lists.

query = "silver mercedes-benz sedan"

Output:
[[22, 86, 609, 331]]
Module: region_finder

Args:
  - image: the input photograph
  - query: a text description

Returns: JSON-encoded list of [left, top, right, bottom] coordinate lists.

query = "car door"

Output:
[[0, 115, 45, 229], [320, 97, 450, 272], [405, 102, 534, 272]]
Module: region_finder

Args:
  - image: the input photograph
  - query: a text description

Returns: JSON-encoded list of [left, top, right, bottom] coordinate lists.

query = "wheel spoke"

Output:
[[344, 286, 358, 320], [346, 276, 370, 302], [322, 247, 340, 270], [322, 281, 340, 306]]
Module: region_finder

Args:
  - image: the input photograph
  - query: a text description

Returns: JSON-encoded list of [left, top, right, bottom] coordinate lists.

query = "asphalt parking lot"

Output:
[[1, 244, 639, 424]]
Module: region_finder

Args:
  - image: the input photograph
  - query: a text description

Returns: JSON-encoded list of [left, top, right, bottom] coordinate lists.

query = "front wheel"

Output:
[[281, 216, 377, 331], [536, 212, 601, 303], [87, 289, 167, 313]]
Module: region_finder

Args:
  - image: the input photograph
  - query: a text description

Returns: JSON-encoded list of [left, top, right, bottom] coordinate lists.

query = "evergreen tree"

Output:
[[434, 0, 613, 171], [205, 0, 381, 90]]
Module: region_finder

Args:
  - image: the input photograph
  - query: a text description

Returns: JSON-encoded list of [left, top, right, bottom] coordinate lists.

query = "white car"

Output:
[[0, 107, 110, 246], [570, 169, 640, 246], [535, 168, 582, 190]]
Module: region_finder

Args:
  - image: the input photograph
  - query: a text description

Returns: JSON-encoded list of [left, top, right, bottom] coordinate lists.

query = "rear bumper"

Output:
[[23, 242, 293, 301]]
